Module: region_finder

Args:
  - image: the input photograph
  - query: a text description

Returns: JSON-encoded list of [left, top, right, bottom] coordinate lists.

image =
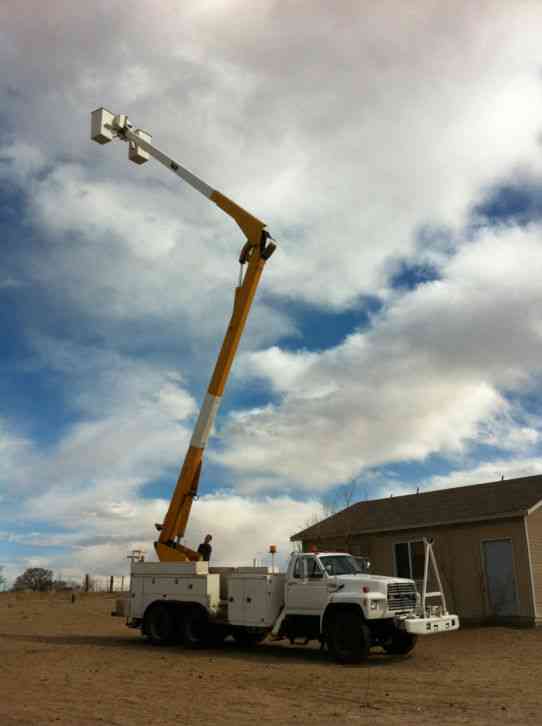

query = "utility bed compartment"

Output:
[[129, 561, 220, 621], [227, 572, 285, 627]]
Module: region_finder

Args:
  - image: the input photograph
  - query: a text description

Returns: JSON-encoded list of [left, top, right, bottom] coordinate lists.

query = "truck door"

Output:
[[286, 555, 329, 615]]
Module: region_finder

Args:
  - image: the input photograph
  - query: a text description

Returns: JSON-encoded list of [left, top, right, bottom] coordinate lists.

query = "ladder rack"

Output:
[[420, 538, 449, 617]]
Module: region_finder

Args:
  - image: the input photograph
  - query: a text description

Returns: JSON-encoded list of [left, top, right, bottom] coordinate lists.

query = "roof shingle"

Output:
[[291, 474, 542, 541]]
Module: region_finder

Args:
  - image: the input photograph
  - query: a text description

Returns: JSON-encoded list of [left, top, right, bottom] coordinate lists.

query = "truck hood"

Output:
[[333, 573, 416, 595]]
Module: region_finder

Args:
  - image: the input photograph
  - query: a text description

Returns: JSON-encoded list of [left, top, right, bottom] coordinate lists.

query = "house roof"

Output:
[[291, 474, 542, 541]]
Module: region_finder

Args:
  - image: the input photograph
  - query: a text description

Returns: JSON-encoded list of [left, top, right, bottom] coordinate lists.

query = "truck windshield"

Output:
[[319, 555, 364, 575]]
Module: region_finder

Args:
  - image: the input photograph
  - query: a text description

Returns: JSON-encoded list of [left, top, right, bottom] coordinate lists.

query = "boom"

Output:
[[91, 108, 277, 561]]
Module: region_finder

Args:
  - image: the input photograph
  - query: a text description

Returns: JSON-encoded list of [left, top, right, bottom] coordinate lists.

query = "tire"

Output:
[[180, 607, 209, 648], [144, 604, 175, 646], [382, 629, 417, 655], [326, 610, 370, 664], [232, 628, 268, 648], [202, 624, 229, 647]]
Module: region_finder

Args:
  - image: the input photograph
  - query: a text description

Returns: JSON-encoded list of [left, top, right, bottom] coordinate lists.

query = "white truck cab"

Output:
[[272, 551, 458, 662]]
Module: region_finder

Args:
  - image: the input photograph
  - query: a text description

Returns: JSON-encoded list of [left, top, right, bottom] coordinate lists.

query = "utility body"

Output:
[[125, 548, 459, 663]]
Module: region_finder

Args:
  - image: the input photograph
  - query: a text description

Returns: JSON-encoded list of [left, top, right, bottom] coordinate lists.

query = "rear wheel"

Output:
[[180, 607, 209, 648], [382, 629, 417, 655], [144, 604, 175, 646], [326, 610, 370, 664], [203, 624, 229, 647]]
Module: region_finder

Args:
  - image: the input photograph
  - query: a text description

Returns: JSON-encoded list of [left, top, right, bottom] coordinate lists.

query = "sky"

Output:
[[2, 0, 542, 586]]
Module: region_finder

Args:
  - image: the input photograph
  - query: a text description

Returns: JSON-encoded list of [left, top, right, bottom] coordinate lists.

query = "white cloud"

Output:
[[3, 0, 542, 580], [420, 458, 542, 494], [0, 339, 198, 504], [0, 422, 33, 489], [3, 0, 542, 314], [217, 225, 542, 490], [1, 491, 322, 581], [0, 337, 321, 580]]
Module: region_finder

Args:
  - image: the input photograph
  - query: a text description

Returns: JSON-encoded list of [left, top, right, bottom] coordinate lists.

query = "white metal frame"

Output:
[[420, 538, 448, 617], [523, 516, 538, 619]]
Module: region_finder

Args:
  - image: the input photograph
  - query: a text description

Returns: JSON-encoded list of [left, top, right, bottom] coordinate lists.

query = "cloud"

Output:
[[0, 338, 197, 504], [3, 1, 542, 581], [2, 0, 542, 316], [0, 336, 322, 580], [1, 491, 322, 581], [0, 422, 33, 491], [419, 457, 542, 494], [217, 224, 542, 490]]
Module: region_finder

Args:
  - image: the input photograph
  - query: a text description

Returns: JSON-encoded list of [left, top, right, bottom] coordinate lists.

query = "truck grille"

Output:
[[387, 583, 417, 612]]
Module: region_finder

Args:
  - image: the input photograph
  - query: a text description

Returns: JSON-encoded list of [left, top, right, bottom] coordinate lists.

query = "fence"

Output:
[[81, 574, 129, 592]]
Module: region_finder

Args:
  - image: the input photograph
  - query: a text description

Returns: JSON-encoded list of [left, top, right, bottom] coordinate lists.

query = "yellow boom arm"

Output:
[[90, 111, 277, 561], [156, 221, 275, 561]]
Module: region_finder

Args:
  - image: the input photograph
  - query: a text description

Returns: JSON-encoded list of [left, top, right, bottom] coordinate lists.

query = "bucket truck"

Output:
[[92, 109, 459, 663]]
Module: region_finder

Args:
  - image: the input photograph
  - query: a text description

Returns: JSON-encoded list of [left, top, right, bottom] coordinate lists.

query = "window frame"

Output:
[[393, 539, 425, 580], [293, 557, 304, 579]]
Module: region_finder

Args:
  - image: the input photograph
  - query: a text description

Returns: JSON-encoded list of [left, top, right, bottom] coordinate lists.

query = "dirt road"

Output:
[[1, 593, 541, 725]]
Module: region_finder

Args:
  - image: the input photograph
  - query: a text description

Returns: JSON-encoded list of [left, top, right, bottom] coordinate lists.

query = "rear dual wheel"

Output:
[[144, 604, 216, 648], [144, 604, 176, 646], [180, 607, 228, 648]]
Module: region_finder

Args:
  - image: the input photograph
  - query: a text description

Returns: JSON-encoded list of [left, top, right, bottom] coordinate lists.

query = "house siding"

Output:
[[526, 506, 542, 620], [303, 516, 534, 624]]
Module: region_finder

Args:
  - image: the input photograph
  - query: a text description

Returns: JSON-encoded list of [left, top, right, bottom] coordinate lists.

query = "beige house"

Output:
[[291, 474, 542, 626]]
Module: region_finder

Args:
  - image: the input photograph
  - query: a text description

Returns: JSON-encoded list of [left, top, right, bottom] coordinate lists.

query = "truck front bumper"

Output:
[[396, 614, 460, 635]]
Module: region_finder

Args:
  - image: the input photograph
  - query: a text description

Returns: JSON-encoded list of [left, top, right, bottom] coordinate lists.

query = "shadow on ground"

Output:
[[0, 631, 411, 667]]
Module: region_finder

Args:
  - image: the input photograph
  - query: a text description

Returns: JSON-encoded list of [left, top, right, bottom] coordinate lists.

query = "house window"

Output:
[[394, 541, 425, 580]]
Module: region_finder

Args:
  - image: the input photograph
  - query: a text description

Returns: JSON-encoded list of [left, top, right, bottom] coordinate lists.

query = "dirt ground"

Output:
[[1, 592, 541, 726]]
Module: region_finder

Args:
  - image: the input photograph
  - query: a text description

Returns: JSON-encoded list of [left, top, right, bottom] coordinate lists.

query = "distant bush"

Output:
[[13, 567, 54, 592]]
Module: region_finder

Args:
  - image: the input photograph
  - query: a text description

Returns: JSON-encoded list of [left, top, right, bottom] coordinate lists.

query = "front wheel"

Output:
[[382, 629, 417, 655], [326, 610, 370, 664]]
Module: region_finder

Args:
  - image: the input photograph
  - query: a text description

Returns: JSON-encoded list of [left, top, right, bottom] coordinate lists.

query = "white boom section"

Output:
[[190, 393, 221, 449], [122, 126, 214, 199], [90, 107, 213, 199]]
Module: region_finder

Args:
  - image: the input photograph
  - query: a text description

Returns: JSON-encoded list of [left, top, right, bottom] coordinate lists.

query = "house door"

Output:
[[482, 539, 519, 616]]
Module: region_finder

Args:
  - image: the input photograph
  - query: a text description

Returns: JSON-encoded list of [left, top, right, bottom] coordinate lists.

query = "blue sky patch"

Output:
[[271, 294, 382, 352], [472, 179, 542, 227]]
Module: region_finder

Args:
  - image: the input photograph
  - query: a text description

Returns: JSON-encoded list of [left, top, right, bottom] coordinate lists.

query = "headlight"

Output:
[[369, 599, 385, 611]]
